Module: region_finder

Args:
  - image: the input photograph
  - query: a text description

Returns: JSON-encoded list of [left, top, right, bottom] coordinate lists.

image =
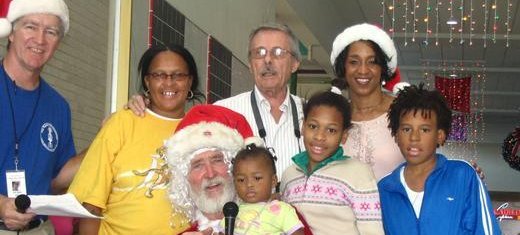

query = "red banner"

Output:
[[495, 203, 520, 221], [435, 76, 471, 113]]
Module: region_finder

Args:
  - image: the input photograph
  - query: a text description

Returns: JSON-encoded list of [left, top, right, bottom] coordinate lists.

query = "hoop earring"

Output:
[[186, 90, 194, 100]]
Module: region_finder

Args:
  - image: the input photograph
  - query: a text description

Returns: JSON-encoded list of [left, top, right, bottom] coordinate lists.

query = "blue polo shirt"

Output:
[[0, 64, 76, 196]]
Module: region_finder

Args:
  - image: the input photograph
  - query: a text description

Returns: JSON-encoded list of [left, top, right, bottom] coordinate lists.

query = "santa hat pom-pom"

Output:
[[0, 18, 12, 38], [393, 82, 411, 94]]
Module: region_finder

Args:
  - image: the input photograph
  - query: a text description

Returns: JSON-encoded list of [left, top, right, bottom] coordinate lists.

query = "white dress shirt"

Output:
[[214, 86, 304, 179]]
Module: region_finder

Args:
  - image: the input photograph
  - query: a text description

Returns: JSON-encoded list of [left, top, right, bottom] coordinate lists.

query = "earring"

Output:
[[143, 89, 150, 97], [186, 90, 194, 99], [381, 80, 386, 86]]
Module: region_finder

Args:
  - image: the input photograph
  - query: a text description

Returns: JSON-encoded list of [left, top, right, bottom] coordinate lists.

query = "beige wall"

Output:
[[167, 0, 276, 65], [59, 0, 111, 150], [439, 143, 520, 192], [167, 0, 275, 97], [129, 0, 276, 98]]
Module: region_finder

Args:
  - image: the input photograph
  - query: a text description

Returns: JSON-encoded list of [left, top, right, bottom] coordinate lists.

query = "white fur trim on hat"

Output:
[[392, 82, 411, 94], [0, 0, 69, 38], [166, 121, 246, 170], [330, 23, 397, 76]]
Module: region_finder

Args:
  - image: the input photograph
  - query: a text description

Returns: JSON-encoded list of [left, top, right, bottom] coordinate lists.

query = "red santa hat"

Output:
[[0, 0, 70, 38], [382, 67, 410, 94], [166, 104, 263, 166], [330, 23, 397, 77], [164, 104, 263, 224]]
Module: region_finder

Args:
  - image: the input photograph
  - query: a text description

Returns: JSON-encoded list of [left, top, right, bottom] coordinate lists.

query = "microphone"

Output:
[[222, 201, 238, 235], [15, 194, 31, 213]]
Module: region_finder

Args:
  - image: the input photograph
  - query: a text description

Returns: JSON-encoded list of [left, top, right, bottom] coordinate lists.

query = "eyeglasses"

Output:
[[147, 72, 190, 82], [249, 47, 294, 59]]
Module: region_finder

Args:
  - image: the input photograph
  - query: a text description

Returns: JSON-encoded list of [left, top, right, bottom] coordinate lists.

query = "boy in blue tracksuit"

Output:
[[378, 84, 500, 235]]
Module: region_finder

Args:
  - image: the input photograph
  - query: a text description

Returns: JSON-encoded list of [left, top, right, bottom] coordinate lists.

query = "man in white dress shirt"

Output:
[[213, 23, 304, 179]]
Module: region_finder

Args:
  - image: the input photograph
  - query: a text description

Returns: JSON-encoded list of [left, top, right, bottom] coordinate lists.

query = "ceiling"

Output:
[[276, 0, 520, 143]]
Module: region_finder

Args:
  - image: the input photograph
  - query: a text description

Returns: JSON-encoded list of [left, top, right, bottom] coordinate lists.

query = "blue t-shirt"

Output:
[[0, 65, 76, 196]]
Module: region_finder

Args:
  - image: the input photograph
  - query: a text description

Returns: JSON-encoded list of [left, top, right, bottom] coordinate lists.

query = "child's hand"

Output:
[[470, 160, 485, 180]]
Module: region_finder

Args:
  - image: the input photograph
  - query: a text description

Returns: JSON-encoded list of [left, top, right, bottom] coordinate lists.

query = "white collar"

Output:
[[253, 86, 291, 110], [145, 108, 183, 121], [195, 210, 222, 232]]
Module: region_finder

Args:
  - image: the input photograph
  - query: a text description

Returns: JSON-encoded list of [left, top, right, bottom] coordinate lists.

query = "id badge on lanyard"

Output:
[[6, 170, 27, 197], [3, 69, 41, 198]]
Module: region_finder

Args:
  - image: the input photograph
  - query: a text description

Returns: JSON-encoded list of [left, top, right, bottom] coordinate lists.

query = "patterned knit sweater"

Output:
[[281, 149, 384, 235]]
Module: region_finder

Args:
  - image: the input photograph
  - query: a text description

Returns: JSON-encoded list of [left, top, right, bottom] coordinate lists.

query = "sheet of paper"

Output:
[[28, 193, 102, 219]]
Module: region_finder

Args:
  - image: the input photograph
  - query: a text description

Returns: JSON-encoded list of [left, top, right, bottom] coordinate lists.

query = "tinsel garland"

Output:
[[502, 127, 520, 171]]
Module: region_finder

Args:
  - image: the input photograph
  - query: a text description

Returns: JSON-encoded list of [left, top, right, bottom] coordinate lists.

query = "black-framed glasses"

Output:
[[147, 72, 190, 82], [249, 47, 294, 59]]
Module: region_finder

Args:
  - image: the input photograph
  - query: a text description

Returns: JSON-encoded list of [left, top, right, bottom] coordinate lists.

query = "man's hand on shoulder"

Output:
[[123, 94, 148, 117]]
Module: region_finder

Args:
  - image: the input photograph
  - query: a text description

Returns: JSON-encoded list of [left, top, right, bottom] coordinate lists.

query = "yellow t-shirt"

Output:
[[68, 109, 189, 234]]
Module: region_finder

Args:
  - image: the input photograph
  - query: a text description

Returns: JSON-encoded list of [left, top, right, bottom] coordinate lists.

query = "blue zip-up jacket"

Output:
[[378, 154, 501, 235]]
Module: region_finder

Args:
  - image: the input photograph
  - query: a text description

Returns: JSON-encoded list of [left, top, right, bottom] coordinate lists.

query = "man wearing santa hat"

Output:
[[0, 0, 76, 233], [162, 104, 263, 234]]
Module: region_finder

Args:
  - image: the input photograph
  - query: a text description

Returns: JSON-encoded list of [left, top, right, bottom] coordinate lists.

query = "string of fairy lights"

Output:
[[380, 0, 513, 47], [379, 0, 515, 160], [421, 60, 486, 161]]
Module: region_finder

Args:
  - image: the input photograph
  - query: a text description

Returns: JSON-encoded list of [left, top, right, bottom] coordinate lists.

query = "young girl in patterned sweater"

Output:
[[281, 89, 384, 235]]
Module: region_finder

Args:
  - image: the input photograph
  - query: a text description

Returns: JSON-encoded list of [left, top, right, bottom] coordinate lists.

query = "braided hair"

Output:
[[304, 79, 352, 130], [232, 144, 277, 175]]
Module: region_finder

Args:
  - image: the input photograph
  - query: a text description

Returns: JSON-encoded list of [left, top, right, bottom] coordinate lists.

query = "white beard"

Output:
[[189, 176, 235, 214]]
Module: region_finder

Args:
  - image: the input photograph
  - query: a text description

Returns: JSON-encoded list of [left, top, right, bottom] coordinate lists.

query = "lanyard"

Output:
[[2, 67, 41, 171], [250, 90, 302, 155]]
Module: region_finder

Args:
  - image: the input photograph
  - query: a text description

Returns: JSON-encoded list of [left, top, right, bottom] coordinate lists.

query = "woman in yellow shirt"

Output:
[[68, 44, 203, 234]]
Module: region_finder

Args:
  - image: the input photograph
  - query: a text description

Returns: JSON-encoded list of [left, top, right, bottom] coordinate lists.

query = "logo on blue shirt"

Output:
[[40, 123, 58, 152]]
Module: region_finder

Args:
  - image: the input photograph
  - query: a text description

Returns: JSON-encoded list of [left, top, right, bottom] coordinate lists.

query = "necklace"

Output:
[[352, 94, 385, 112], [350, 95, 387, 121]]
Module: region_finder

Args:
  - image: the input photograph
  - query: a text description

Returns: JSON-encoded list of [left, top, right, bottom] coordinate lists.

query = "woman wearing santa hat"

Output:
[[329, 23, 482, 181], [68, 44, 203, 234], [329, 23, 408, 180]]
